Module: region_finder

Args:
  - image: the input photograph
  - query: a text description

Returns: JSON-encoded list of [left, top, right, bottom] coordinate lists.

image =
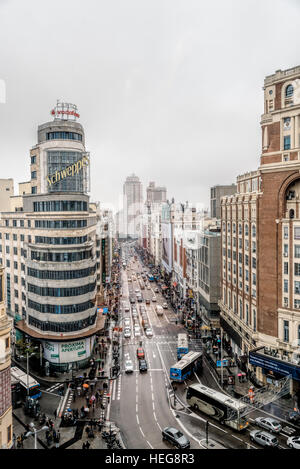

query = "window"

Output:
[[295, 263, 300, 276], [298, 325, 300, 346], [31, 155, 36, 164], [13, 220, 17, 227], [5, 246, 9, 254], [252, 241, 256, 253], [253, 310, 256, 332], [14, 289, 18, 298], [239, 224, 242, 235], [284, 135, 291, 150], [20, 234, 24, 242], [6, 260, 10, 268], [13, 247, 17, 255], [239, 299, 243, 319], [233, 223, 236, 234], [252, 225, 256, 238], [252, 257, 257, 269], [245, 224, 249, 236], [290, 209, 295, 219], [31, 171, 37, 179], [284, 226, 289, 239], [283, 320, 289, 342], [246, 304, 249, 325], [286, 84, 294, 98], [284, 262, 289, 275], [5, 220, 9, 227], [295, 281, 300, 295], [13, 234, 17, 241], [7, 425, 12, 444], [5, 337, 9, 349], [295, 245, 300, 258], [284, 244, 289, 256], [5, 233, 9, 240], [28, 220, 31, 228], [253, 273, 257, 286], [245, 255, 249, 266], [284, 279, 288, 293], [239, 238, 242, 249], [31, 186, 37, 194], [285, 297, 289, 308], [245, 270, 249, 282]]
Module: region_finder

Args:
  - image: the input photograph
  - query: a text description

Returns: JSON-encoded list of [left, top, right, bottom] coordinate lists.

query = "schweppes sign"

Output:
[[47, 154, 90, 187]]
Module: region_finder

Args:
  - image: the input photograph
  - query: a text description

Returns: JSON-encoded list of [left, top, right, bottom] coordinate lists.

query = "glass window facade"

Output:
[[28, 299, 94, 314], [28, 282, 95, 297], [33, 200, 87, 212], [47, 151, 85, 192], [31, 250, 92, 262], [34, 219, 87, 229], [46, 131, 83, 141], [27, 266, 95, 280], [35, 235, 87, 245], [28, 313, 96, 332]]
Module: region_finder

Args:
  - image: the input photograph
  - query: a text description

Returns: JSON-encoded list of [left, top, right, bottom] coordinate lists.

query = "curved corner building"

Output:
[[1, 103, 104, 372]]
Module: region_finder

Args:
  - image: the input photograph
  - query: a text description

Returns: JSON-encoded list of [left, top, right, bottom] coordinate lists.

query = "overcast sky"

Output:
[[0, 0, 300, 212]]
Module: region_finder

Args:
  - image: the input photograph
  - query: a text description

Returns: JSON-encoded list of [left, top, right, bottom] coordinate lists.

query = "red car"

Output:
[[136, 347, 145, 359]]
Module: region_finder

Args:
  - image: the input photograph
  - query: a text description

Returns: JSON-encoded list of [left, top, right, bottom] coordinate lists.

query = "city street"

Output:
[[108, 245, 299, 450]]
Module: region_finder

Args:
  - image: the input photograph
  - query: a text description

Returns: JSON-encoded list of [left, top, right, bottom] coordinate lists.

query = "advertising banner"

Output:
[[43, 338, 94, 364]]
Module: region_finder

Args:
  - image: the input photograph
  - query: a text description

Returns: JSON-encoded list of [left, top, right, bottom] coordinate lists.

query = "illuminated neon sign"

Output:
[[50, 100, 80, 120], [47, 154, 90, 187]]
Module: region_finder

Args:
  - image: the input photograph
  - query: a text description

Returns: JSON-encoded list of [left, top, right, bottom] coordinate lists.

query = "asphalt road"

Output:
[[109, 245, 298, 450]]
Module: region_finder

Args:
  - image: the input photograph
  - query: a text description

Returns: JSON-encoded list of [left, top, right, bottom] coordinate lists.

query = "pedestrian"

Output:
[[86, 441, 90, 449], [82, 442, 86, 450], [57, 430, 60, 442]]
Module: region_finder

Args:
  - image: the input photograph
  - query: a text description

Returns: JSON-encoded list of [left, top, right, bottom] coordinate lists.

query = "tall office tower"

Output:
[[146, 181, 167, 205], [0, 265, 13, 449], [219, 66, 300, 398], [0, 102, 105, 373], [123, 174, 143, 239]]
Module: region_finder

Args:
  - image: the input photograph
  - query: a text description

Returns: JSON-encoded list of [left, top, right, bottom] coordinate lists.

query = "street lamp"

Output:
[[25, 423, 49, 449]]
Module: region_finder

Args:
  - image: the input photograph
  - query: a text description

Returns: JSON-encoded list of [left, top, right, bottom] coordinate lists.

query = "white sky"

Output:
[[0, 0, 300, 212]]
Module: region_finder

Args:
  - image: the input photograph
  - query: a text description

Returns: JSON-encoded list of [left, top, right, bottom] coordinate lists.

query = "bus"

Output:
[[186, 384, 249, 432], [177, 333, 189, 359], [10, 366, 41, 400], [170, 351, 202, 383], [148, 273, 154, 282]]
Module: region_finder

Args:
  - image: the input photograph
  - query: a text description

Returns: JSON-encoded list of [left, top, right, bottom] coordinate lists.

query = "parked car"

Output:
[[162, 427, 190, 449], [136, 347, 145, 359], [145, 328, 153, 337], [162, 302, 168, 309], [139, 359, 148, 372], [255, 417, 282, 434], [125, 360, 134, 373], [287, 436, 300, 449], [145, 299, 151, 305], [249, 430, 279, 448], [124, 328, 131, 338]]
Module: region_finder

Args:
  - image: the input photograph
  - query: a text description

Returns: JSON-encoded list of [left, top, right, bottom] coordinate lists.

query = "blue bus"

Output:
[[177, 333, 189, 359], [11, 366, 42, 399], [148, 274, 154, 282], [170, 351, 202, 383]]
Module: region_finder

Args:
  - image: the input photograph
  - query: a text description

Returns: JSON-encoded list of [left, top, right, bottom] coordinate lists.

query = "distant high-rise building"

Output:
[[123, 174, 143, 239], [146, 181, 167, 205], [210, 184, 236, 219]]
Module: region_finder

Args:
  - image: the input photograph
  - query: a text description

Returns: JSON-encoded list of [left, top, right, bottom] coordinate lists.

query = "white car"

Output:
[[145, 328, 153, 337], [124, 318, 131, 327], [287, 436, 300, 449], [255, 417, 282, 434], [152, 296, 157, 302], [125, 360, 134, 373], [134, 328, 141, 337], [124, 305, 130, 312], [147, 286, 151, 290], [124, 328, 131, 338], [135, 289, 140, 294]]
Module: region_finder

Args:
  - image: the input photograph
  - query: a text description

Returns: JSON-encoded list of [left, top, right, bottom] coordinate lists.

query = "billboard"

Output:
[[162, 222, 172, 273], [249, 350, 300, 382], [43, 337, 94, 364]]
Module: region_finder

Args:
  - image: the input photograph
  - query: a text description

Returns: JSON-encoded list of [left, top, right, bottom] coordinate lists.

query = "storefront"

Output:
[[43, 336, 95, 371]]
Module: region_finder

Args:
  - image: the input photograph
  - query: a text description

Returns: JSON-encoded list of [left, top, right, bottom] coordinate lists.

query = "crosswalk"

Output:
[[46, 383, 64, 394]]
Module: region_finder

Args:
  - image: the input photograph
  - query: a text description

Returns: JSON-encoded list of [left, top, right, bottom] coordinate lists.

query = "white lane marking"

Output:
[[146, 440, 154, 449], [139, 427, 145, 437], [136, 414, 140, 425], [112, 379, 116, 401]]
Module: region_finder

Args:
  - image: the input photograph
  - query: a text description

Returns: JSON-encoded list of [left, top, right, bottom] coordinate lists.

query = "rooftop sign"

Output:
[[50, 100, 80, 120]]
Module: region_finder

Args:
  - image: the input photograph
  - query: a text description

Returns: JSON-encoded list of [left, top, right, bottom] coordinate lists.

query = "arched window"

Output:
[[252, 224, 256, 238], [290, 209, 295, 219], [286, 85, 294, 98], [245, 224, 249, 236]]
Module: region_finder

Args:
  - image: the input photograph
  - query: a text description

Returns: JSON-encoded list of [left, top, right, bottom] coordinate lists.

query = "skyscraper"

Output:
[[123, 174, 143, 239]]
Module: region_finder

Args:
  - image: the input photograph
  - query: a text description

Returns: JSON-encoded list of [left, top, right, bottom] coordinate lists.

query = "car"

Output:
[[140, 305, 146, 313], [250, 430, 279, 448], [124, 328, 131, 338], [124, 304, 130, 312], [132, 307, 137, 314], [152, 296, 157, 302], [130, 297, 136, 304], [128, 277, 132, 282], [288, 411, 300, 426], [255, 417, 282, 434], [145, 299, 151, 305], [134, 328, 141, 337], [154, 287, 159, 293], [162, 302, 168, 309], [135, 289, 140, 294], [147, 285, 151, 290], [137, 296, 143, 303], [287, 436, 300, 449], [124, 319, 131, 328], [132, 312, 138, 319], [145, 328, 153, 337], [125, 360, 134, 373], [136, 347, 145, 359], [139, 360, 148, 372], [162, 427, 190, 449]]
